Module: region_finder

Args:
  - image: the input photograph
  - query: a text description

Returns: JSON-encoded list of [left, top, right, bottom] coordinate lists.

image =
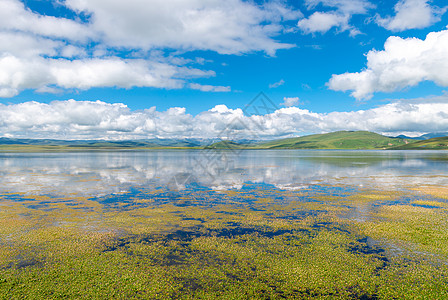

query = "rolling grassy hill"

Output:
[[204, 140, 247, 149], [390, 136, 448, 150], [2, 131, 447, 151], [253, 131, 407, 149]]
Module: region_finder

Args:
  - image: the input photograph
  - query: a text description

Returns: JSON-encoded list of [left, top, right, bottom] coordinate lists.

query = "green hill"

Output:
[[203, 140, 245, 149], [4, 131, 444, 151], [390, 136, 448, 150], [254, 131, 406, 149]]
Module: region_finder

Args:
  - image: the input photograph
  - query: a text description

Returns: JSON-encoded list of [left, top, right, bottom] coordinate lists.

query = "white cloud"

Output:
[[0, 0, 92, 41], [0, 0, 302, 97], [269, 79, 285, 88], [189, 83, 231, 92], [0, 55, 214, 97], [298, 0, 374, 35], [282, 97, 300, 107], [0, 100, 192, 139], [63, 0, 300, 55], [0, 31, 60, 58], [298, 12, 349, 34], [328, 28, 448, 99], [376, 0, 446, 31], [305, 0, 374, 15], [1, 97, 448, 139]]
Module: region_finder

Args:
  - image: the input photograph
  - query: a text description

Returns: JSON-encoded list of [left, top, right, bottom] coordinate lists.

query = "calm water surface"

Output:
[[0, 150, 447, 198]]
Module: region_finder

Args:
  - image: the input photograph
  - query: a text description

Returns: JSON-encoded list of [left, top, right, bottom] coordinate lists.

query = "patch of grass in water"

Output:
[[1, 186, 448, 298]]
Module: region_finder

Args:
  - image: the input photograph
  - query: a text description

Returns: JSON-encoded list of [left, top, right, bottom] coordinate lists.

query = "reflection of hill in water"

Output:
[[0, 150, 447, 197], [293, 150, 448, 167]]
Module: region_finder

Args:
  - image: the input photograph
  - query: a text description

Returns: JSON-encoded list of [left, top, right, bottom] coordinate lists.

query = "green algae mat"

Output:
[[1, 150, 448, 299]]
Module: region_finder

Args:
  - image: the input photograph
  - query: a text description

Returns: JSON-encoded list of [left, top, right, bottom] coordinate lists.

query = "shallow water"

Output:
[[1, 150, 448, 299], [1, 150, 447, 196]]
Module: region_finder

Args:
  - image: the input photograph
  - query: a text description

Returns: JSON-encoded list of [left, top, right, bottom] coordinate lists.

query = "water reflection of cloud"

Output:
[[0, 150, 447, 198]]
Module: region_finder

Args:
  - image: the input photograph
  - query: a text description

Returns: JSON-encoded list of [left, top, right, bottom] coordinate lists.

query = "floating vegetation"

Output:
[[2, 150, 448, 299], [1, 182, 448, 299]]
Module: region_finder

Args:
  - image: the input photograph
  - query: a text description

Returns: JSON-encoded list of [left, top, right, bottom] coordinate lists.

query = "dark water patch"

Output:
[[212, 227, 293, 239], [248, 206, 266, 211], [155, 253, 186, 267], [2, 193, 36, 202], [103, 225, 297, 253], [273, 210, 327, 220], [307, 185, 359, 198], [240, 182, 278, 191], [215, 211, 242, 215], [223, 221, 240, 226], [177, 277, 202, 293], [82, 181, 365, 213], [311, 221, 351, 234], [26, 204, 57, 212], [3, 257, 43, 270], [182, 217, 205, 223], [348, 237, 390, 276], [349, 237, 386, 256], [165, 229, 204, 242], [288, 287, 379, 299], [411, 203, 442, 209], [16, 258, 41, 269], [347, 288, 380, 300], [385, 194, 423, 206]]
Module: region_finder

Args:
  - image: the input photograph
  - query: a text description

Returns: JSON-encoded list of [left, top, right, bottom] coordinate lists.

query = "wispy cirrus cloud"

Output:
[[189, 83, 231, 92], [269, 79, 285, 89]]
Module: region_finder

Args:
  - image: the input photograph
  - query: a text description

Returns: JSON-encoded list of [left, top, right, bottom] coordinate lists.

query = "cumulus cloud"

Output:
[[298, 12, 349, 34], [328, 28, 448, 99], [281, 97, 300, 107], [0, 0, 92, 41], [0, 0, 302, 97], [376, 0, 446, 31], [0, 55, 215, 97], [1, 97, 448, 139], [298, 0, 374, 35], [0, 100, 191, 139], [63, 0, 299, 55]]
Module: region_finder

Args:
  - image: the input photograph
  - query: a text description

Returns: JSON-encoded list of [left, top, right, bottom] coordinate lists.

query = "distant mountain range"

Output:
[[392, 132, 448, 140], [0, 137, 208, 148], [0, 131, 447, 151]]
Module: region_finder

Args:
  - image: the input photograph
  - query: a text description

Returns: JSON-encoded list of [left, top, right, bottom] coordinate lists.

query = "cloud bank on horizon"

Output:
[[1, 97, 448, 139], [0, 0, 448, 139]]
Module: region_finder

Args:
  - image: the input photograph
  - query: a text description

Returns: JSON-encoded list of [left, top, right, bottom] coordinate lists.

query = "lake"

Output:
[[1, 150, 448, 299]]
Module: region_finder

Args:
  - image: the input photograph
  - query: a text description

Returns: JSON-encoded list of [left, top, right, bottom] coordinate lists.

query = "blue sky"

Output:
[[1, 0, 448, 139]]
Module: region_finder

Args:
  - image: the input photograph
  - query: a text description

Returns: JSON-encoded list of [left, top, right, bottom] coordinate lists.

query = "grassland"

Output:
[[253, 131, 407, 149], [200, 131, 408, 150], [391, 136, 448, 150], [2, 131, 448, 151]]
